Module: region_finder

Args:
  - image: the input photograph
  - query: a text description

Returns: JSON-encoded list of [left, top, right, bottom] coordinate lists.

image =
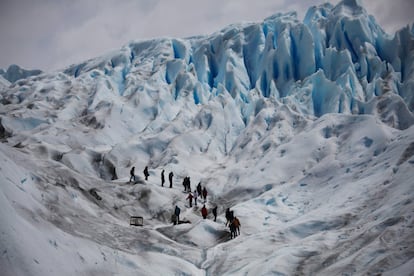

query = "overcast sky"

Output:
[[0, 0, 413, 72]]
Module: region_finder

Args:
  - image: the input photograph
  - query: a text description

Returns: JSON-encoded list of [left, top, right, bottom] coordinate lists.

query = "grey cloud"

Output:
[[0, 0, 412, 71], [362, 0, 414, 33]]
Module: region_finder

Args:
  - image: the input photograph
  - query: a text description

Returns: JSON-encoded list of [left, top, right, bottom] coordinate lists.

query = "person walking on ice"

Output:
[[230, 220, 237, 239], [161, 169, 165, 187], [169, 171, 174, 188], [202, 187, 208, 202], [212, 206, 217, 222], [186, 192, 194, 207], [174, 205, 181, 225], [193, 190, 198, 206], [183, 176, 191, 192], [129, 166, 135, 182], [225, 208, 234, 226], [143, 166, 149, 181], [233, 216, 241, 236], [182, 177, 187, 192], [201, 204, 208, 219], [197, 182, 202, 196]]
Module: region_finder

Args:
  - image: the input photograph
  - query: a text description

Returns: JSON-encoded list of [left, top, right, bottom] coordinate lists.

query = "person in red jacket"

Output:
[[201, 204, 208, 219]]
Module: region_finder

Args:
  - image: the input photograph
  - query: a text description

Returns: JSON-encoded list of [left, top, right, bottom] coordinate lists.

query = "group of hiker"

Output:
[[185, 181, 208, 207], [129, 165, 241, 239], [130, 166, 174, 188], [173, 202, 216, 222], [130, 166, 150, 182], [181, 179, 240, 239], [161, 169, 174, 188], [225, 208, 241, 239]]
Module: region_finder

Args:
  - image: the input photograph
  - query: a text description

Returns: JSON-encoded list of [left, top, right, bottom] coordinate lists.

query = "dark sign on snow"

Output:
[[130, 216, 143, 226]]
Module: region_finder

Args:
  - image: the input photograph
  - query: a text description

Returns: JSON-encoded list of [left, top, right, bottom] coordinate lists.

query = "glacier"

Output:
[[0, 0, 414, 275]]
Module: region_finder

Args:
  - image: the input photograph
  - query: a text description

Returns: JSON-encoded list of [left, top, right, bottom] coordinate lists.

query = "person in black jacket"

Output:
[[197, 182, 202, 195], [161, 169, 165, 187], [212, 206, 218, 222], [129, 167, 135, 182], [202, 187, 208, 202], [143, 166, 149, 180], [169, 171, 174, 188], [225, 208, 234, 226]]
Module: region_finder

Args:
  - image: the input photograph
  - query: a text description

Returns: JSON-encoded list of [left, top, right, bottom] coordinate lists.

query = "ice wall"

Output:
[[1, 0, 413, 173], [57, 0, 413, 120]]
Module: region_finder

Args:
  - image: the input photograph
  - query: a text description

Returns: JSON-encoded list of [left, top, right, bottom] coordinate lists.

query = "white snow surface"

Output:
[[1, 1, 414, 275]]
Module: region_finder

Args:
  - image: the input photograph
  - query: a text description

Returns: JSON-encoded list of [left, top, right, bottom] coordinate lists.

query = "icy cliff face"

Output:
[[61, 0, 412, 117], [0, 1, 414, 275]]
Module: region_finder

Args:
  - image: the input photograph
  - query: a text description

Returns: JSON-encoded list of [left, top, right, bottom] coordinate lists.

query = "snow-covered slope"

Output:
[[1, 0, 413, 275]]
